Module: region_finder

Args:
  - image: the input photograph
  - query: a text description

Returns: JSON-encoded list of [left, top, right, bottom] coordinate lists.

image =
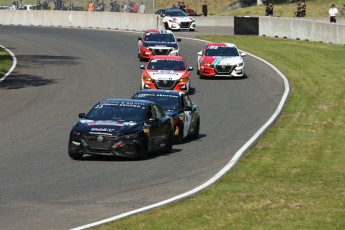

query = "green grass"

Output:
[[0, 48, 12, 78], [91, 36, 345, 229]]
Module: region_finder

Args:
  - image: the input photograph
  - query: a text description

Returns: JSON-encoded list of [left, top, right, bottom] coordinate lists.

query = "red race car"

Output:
[[140, 55, 193, 93], [138, 29, 181, 61], [197, 42, 246, 78]]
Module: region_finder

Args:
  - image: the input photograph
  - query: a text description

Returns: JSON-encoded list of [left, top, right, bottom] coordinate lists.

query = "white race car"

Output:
[[161, 8, 196, 31]]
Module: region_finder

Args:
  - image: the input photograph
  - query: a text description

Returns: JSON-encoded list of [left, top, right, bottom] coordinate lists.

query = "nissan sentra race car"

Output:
[[197, 42, 246, 78], [132, 90, 200, 144], [68, 99, 174, 160], [140, 55, 193, 93], [138, 29, 181, 61], [161, 8, 196, 31]]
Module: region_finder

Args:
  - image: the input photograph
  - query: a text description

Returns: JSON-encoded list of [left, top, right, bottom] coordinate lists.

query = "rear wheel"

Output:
[[176, 123, 184, 144], [164, 129, 174, 153], [192, 117, 200, 139]]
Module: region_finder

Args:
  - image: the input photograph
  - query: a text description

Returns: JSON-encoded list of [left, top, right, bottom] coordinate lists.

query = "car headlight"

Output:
[[71, 129, 81, 136], [236, 62, 244, 67], [179, 77, 189, 82], [143, 75, 152, 81], [119, 132, 140, 140], [202, 61, 211, 67]]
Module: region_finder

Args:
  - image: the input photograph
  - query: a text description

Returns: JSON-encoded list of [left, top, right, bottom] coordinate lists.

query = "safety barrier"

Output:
[[1, 11, 344, 45]]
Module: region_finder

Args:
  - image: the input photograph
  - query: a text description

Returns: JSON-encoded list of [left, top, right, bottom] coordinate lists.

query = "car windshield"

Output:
[[133, 94, 180, 111], [86, 102, 147, 122], [145, 33, 175, 42], [165, 10, 187, 17], [147, 59, 185, 70], [205, 46, 239, 57]]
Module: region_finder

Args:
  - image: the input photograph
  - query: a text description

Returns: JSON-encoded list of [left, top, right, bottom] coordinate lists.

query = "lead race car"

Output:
[[197, 42, 246, 79], [132, 90, 200, 144], [140, 55, 193, 93], [68, 99, 174, 160], [161, 8, 196, 31], [138, 29, 181, 61]]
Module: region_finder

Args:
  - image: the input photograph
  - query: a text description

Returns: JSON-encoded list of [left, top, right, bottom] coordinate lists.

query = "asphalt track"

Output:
[[0, 25, 285, 229]]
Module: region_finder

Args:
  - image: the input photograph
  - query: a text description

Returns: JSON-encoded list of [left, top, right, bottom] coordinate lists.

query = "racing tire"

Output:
[[176, 123, 184, 144], [164, 22, 169, 30], [192, 117, 200, 139], [163, 129, 174, 154], [68, 143, 84, 160]]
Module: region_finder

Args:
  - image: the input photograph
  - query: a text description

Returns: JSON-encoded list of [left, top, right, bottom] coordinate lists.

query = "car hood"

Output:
[[143, 41, 177, 48], [146, 70, 187, 80], [75, 119, 144, 135], [168, 16, 194, 22], [203, 56, 243, 65]]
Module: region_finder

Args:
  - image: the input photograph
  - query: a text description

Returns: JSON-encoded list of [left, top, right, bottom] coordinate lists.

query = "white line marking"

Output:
[[0, 44, 17, 83], [71, 37, 290, 230]]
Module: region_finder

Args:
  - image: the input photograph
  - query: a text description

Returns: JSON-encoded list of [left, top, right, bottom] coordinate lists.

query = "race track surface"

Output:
[[0, 25, 284, 229]]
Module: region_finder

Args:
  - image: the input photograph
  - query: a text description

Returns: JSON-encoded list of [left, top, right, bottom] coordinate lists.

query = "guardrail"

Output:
[[0, 11, 164, 31], [1, 11, 344, 45]]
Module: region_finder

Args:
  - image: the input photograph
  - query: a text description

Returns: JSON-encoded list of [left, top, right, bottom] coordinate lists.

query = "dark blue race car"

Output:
[[68, 99, 174, 160], [132, 90, 200, 144]]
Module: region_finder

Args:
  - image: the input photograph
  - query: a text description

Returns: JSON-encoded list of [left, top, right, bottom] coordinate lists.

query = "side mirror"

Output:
[[138, 37, 142, 41], [184, 106, 192, 111], [188, 66, 194, 71], [79, 113, 85, 118], [197, 51, 202, 56], [161, 13, 166, 17], [177, 38, 181, 42], [148, 117, 159, 122], [240, 52, 247, 57], [140, 65, 146, 69]]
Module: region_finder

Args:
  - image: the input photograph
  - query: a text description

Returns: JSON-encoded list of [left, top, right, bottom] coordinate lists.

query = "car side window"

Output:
[[152, 105, 163, 119], [182, 95, 192, 108]]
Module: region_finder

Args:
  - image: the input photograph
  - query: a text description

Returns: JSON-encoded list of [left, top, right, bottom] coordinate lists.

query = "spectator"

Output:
[[265, 3, 273, 16], [131, 2, 138, 13], [110, 0, 115, 11], [172, 4, 177, 9], [179, 1, 186, 12], [329, 4, 338, 23], [300, 0, 306, 17], [42, 0, 48, 10], [202, 1, 207, 17], [11, 1, 17, 10], [36, 0, 42, 10], [87, 0, 94, 11], [139, 2, 145, 14], [121, 1, 127, 12]]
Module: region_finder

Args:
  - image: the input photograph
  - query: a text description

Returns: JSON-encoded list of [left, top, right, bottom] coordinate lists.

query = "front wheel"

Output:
[[68, 143, 84, 160], [164, 130, 174, 153], [176, 123, 184, 144]]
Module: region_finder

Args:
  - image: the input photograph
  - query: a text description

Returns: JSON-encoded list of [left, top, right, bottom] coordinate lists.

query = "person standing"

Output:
[[265, 3, 273, 16], [329, 4, 338, 23], [139, 2, 145, 13], [202, 1, 208, 17]]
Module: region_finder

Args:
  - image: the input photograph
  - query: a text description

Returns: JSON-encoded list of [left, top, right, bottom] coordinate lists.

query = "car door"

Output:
[[148, 104, 165, 150], [181, 94, 193, 138]]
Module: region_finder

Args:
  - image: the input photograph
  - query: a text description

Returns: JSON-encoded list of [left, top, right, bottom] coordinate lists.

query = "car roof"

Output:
[[149, 55, 184, 61], [205, 42, 237, 48], [99, 98, 154, 106], [144, 29, 173, 34], [135, 89, 184, 96]]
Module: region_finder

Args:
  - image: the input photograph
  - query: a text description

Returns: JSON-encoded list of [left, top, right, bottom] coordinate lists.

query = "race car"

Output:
[[197, 42, 247, 78], [138, 29, 181, 61], [140, 55, 193, 93], [161, 8, 196, 31], [132, 90, 200, 144], [68, 99, 174, 160]]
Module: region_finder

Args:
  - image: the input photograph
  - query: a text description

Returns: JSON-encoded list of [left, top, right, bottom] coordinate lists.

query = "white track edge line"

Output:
[[0, 44, 17, 83], [71, 37, 290, 230]]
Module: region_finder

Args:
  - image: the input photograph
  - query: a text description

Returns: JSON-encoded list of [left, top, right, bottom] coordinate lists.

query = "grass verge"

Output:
[[93, 36, 345, 229], [0, 48, 12, 79]]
